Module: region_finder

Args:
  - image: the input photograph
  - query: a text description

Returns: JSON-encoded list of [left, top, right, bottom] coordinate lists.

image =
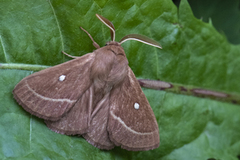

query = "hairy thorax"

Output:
[[90, 42, 129, 94]]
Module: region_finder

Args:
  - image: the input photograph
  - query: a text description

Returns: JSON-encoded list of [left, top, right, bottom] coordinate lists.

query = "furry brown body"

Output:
[[13, 14, 161, 151], [91, 42, 128, 95]]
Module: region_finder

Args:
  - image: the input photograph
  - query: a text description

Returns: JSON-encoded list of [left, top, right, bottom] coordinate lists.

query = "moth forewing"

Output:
[[13, 14, 161, 151], [13, 53, 95, 121], [108, 67, 159, 151]]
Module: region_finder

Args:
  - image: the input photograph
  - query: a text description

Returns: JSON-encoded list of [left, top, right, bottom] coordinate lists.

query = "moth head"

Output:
[[105, 41, 126, 57], [96, 14, 162, 49]]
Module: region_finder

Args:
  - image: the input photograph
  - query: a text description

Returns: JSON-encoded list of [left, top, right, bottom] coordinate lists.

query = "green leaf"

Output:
[[1, 0, 240, 159]]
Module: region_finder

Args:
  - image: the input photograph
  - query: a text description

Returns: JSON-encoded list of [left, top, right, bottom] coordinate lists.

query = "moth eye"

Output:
[[134, 103, 140, 110], [58, 75, 66, 81]]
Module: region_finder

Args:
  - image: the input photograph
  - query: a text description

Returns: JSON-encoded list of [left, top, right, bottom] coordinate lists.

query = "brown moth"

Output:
[[13, 14, 162, 151]]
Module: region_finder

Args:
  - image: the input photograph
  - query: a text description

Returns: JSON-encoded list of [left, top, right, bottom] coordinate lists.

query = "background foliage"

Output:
[[0, 0, 240, 159]]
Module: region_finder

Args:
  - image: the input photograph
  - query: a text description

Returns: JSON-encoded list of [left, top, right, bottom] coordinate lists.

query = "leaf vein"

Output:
[[48, 0, 64, 51], [29, 115, 32, 151], [0, 35, 8, 63]]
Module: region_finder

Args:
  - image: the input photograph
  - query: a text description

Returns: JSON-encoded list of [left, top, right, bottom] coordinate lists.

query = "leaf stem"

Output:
[[0, 63, 49, 72], [138, 79, 240, 105]]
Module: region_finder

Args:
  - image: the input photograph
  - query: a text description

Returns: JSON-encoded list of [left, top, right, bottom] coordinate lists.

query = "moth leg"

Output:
[[62, 51, 79, 59], [80, 27, 100, 49], [91, 93, 110, 119]]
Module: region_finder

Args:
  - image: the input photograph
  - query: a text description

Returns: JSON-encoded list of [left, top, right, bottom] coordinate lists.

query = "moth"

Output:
[[13, 14, 162, 151]]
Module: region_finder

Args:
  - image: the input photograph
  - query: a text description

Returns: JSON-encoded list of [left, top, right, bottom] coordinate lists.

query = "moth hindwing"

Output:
[[13, 14, 162, 151]]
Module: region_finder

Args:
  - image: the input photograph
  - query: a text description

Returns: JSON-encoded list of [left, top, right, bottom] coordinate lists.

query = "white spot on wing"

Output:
[[134, 103, 139, 110], [59, 75, 66, 81]]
